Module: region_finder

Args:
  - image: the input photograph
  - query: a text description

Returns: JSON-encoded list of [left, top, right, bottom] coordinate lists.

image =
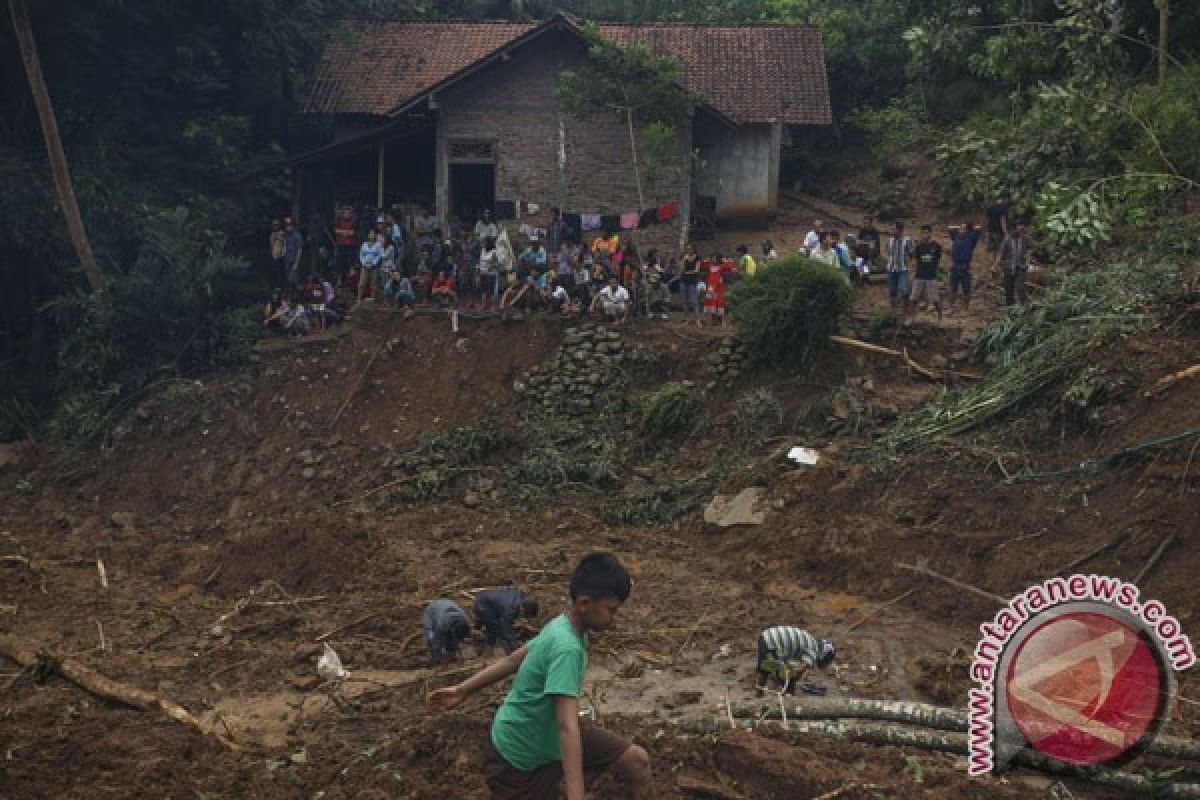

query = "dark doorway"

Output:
[[449, 163, 495, 222]]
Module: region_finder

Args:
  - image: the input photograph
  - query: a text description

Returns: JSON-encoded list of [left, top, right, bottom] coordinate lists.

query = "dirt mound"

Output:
[[199, 522, 372, 596]]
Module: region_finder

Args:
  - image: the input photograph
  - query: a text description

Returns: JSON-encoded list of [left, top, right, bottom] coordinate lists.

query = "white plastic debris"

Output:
[[787, 446, 820, 466], [317, 643, 350, 680]]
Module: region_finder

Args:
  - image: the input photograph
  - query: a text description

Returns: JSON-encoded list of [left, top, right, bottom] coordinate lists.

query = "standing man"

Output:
[[475, 209, 498, 243], [334, 205, 356, 276], [985, 195, 1010, 257], [857, 215, 881, 272], [993, 219, 1035, 306], [884, 222, 913, 314], [356, 229, 383, 305], [282, 218, 304, 288], [911, 224, 943, 323], [948, 222, 982, 312], [269, 219, 286, 287]]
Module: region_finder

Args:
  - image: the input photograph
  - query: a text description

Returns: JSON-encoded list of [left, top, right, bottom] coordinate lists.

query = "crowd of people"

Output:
[[263, 197, 1035, 337]]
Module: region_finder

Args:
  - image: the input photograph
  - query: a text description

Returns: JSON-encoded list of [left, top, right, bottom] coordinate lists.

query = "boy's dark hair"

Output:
[[921, 224, 933, 232], [569, 553, 631, 602], [520, 598, 539, 618]]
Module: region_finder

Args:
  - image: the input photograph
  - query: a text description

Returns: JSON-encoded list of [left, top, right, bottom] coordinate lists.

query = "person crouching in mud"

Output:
[[755, 625, 836, 695]]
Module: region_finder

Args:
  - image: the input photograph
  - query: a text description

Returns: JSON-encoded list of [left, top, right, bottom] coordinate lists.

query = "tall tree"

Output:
[[8, 0, 105, 292]]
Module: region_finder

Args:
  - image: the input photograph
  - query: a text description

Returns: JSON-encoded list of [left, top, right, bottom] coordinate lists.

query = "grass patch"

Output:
[[639, 383, 703, 439]]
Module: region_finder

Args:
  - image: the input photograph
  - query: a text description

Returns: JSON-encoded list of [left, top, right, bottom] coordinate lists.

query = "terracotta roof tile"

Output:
[[305, 19, 830, 126]]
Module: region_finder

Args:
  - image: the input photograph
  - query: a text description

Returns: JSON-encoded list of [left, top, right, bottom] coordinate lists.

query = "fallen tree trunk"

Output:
[[730, 697, 1200, 762], [829, 335, 982, 382], [0, 635, 237, 750], [672, 717, 1200, 798]]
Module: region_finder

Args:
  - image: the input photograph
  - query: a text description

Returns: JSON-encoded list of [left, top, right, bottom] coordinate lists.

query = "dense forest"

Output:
[[2, 0, 1197, 441]]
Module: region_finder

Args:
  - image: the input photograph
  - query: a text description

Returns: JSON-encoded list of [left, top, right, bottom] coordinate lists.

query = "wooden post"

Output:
[[1157, 0, 1169, 90], [376, 140, 385, 210]]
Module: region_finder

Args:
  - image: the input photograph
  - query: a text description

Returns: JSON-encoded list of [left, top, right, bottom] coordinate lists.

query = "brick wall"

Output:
[[438, 29, 687, 258]]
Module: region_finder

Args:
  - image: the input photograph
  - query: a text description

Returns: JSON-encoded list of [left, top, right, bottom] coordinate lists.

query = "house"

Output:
[[295, 13, 830, 252]]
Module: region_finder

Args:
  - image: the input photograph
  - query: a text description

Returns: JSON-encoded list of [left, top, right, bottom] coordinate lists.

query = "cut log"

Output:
[[670, 719, 1200, 798], [726, 696, 1200, 762], [829, 335, 982, 382], [1145, 364, 1200, 397], [0, 634, 236, 750], [732, 696, 966, 733]]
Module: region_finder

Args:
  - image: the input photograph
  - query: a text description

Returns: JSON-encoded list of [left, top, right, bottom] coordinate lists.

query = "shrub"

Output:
[[867, 309, 899, 340], [731, 388, 784, 447], [726, 256, 853, 370], [639, 383, 702, 439], [44, 207, 251, 443], [422, 420, 514, 465]]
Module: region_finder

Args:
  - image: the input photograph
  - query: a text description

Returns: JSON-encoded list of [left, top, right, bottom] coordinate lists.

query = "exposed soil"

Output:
[[2, 215, 1199, 798]]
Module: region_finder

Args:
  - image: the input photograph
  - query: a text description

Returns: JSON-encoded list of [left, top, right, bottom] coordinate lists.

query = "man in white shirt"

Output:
[[474, 209, 498, 242], [802, 220, 823, 256], [591, 276, 630, 324]]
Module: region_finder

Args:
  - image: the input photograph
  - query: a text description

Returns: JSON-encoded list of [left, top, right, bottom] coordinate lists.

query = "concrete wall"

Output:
[[435, 29, 687, 256], [695, 121, 782, 221]]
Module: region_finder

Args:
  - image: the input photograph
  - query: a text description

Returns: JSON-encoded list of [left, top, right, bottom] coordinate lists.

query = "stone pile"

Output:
[[705, 336, 749, 389], [514, 324, 628, 415]]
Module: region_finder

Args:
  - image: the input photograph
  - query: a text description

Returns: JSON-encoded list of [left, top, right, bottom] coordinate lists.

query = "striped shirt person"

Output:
[[756, 626, 836, 692]]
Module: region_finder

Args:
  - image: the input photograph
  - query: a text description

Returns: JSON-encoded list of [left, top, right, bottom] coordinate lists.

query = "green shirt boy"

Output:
[[428, 554, 650, 800]]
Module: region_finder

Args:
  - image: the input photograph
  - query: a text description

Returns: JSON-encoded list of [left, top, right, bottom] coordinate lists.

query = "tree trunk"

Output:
[[673, 719, 1200, 798], [0, 635, 235, 749], [8, 0, 105, 292], [726, 696, 1200, 762], [1158, 0, 1170, 90]]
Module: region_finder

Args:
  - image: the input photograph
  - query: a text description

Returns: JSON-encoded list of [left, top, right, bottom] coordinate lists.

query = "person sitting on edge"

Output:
[[422, 598, 472, 665], [429, 554, 651, 800], [590, 276, 630, 325], [755, 625, 836, 695], [473, 587, 539, 655], [431, 264, 457, 306]]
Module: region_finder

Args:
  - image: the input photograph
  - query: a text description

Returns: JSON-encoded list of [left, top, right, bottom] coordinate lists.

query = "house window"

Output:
[[447, 138, 496, 163]]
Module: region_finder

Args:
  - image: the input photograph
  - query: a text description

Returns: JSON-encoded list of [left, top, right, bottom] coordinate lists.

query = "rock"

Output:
[[109, 511, 136, 530], [463, 491, 482, 508], [298, 449, 316, 465], [703, 487, 768, 528], [477, 477, 495, 492], [930, 354, 948, 369], [290, 675, 322, 692], [301, 467, 316, 480]]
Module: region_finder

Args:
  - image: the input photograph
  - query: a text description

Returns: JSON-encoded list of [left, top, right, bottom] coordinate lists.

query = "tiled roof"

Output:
[[596, 24, 831, 125], [304, 20, 536, 117], [305, 18, 831, 125]]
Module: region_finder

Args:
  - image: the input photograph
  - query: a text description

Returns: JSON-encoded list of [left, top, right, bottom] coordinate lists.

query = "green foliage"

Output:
[[886, 257, 1182, 450], [44, 208, 251, 443], [639, 383, 702, 439], [421, 420, 514, 465], [847, 102, 928, 164], [600, 471, 719, 526], [513, 416, 621, 490], [730, 388, 784, 447], [726, 256, 853, 370], [556, 24, 699, 200], [866, 309, 899, 340]]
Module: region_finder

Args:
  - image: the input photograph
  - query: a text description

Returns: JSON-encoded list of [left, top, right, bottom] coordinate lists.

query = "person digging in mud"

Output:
[[473, 587, 539, 656], [422, 598, 472, 665], [429, 553, 652, 800], [755, 626, 836, 695]]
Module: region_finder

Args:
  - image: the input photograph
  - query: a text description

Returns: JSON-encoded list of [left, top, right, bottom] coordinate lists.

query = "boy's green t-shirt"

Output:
[[491, 613, 587, 772]]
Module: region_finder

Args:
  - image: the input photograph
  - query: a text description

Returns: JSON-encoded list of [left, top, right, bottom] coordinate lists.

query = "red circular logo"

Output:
[[1005, 611, 1166, 765]]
